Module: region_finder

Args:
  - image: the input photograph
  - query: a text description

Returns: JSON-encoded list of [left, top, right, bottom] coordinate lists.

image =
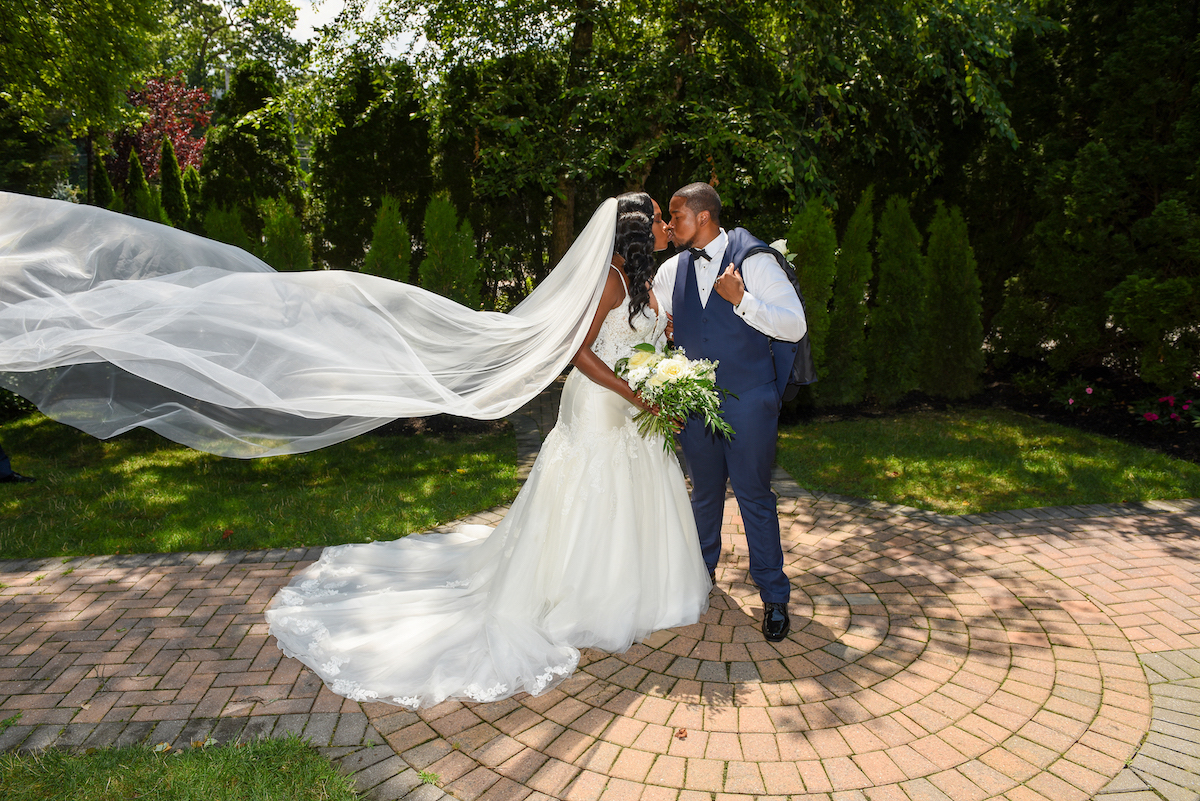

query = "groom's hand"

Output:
[[714, 264, 745, 306], [664, 313, 674, 342]]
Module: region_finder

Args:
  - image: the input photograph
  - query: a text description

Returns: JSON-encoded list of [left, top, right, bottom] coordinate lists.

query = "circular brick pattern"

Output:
[[364, 500, 1152, 800]]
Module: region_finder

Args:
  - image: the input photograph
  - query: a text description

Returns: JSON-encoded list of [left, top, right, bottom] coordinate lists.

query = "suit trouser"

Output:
[[0, 444, 10, 477], [679, 381, 790, 603]]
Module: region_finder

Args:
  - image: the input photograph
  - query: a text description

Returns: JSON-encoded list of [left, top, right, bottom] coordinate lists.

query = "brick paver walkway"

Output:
[[2, 380, 1199, 800]]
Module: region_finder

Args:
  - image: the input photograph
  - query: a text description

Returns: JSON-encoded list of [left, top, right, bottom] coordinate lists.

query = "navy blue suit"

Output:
[[0, 443, 11, 477], [671, 230, 796, 604]]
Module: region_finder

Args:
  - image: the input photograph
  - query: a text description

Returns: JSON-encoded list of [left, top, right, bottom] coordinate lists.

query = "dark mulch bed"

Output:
[[781, 375, 1200, 466]]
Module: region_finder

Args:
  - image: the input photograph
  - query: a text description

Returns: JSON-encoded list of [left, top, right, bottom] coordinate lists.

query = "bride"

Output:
[[0, 190, 710, 708], [265, 194, 711, 708]]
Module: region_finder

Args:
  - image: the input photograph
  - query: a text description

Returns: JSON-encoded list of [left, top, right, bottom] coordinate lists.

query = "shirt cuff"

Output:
[[734, 291, 757, 318]]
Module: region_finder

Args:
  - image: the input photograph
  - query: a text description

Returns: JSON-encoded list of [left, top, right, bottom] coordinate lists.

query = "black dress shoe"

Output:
[[762, 602, 790, 641], [0, 472, 35, 484]]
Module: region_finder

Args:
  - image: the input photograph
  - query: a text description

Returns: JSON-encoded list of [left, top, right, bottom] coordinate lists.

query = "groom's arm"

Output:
[[717, 252, 807, 342]]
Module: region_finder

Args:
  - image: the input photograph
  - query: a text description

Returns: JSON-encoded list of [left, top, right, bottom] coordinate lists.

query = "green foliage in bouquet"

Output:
[[615, 343, 734, 452]]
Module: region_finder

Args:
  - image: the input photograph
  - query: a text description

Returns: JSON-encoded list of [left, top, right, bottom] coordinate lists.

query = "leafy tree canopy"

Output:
[[0, 0, 159, 135]]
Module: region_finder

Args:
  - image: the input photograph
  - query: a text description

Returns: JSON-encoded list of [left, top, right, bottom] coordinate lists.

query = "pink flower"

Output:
[[1171, 413, 1180, 420], [1160, 396, 1175, 406], [1086, 387, 1093, 394], [1144, 412, 1160, 421], [1068, 399, 1074, 405], [1185, 404, 1192, 411]]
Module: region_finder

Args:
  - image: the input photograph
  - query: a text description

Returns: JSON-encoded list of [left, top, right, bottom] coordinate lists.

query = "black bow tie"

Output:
[[688, 247, 710, 261]]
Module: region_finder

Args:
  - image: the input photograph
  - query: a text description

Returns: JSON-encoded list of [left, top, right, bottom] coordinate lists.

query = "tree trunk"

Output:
[[548, 1, 593, 268], [549, 173, 576, 269]]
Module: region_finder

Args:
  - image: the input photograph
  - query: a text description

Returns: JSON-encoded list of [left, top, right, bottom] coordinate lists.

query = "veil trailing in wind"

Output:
[[0, 193, 618, 457]]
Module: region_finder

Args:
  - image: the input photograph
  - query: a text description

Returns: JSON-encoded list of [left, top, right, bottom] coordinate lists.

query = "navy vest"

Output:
[[672, 230, 783, 395]]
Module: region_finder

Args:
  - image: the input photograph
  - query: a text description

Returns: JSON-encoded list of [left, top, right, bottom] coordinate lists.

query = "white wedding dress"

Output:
[[265, 284, 711, 708]]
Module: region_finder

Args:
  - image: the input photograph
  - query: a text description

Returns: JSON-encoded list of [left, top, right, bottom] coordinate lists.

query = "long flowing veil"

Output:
[[0, 193, 617, 457]]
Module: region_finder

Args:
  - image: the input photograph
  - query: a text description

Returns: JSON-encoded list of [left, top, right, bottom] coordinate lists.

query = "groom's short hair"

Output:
[[674, 183, 721, 224]]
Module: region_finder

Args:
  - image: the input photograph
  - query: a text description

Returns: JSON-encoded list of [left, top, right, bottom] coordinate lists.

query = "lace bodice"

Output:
[[589, 287, 667, 370]]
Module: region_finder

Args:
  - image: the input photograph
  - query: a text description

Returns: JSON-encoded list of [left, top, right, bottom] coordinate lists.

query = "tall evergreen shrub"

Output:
[[363, 196, 411, 281], [93, 157, 116, 210], [182, 165, 203, 232], [259, 197, 311, 271], [420, 194, 479, 307], [866, 195, 926, 406], [125, 149, 153, 219], [204, 206, 253, 252], [820, 186, 875, 406], [786, 199, 837, 397], [159, 137, 189, 228], [921, 202, 984, 399]]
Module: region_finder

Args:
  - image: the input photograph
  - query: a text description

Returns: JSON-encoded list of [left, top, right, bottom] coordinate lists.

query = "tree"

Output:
[[820, 187, 875, 406], [204, 206, 252, 250], [921, 202, 984, 399], [92, 157, 117, 210], [259, 197, 311, 271], [0, 0, 158, 136], [316, 0, 1040, 262], [109, 74, 211, 190], [182, 166, 203, 231], [420, 194, 480, 307], [363, 196, 412, 282], [0, 98, 74, 197], [151, 0, 306, 94], [787, 199, 837, 396], [125, 149, 154, 221], [866, 196, 926, 406], [308, 61, 430, 270], [160, 138, 190, 227], [987, 0, 1200, 390], [200, 61, 303, 236]]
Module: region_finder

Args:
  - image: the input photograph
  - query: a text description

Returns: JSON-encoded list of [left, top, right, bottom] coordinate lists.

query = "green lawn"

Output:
[[0, 413, 521, 560], [0, 734, 359, 801], [777, 407, 1200, 514]]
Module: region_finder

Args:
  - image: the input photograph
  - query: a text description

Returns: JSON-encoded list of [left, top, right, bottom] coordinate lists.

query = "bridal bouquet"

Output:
[[615, 344, 734, 451]]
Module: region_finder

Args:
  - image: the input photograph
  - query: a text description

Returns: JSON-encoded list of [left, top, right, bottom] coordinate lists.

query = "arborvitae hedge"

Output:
[[363, 196, 411, 281], [820, 186, 875, 406], [787, 199, 837, 392], [922, 202, 984, 399], [182, 166, 203, 232], [260, 197, 311, 271], [93, 158, 115, 210], [866, 195, 926, 406], [204, 206, 253, 252], [125, 150, 153, 220], [420, 194, 479, 307], [159, 138, 189, 228]]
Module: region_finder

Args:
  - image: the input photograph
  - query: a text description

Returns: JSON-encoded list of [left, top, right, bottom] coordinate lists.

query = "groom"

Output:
[[653, 183, 807, 641]]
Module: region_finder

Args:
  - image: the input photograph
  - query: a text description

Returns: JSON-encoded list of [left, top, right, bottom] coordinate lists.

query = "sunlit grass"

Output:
[[777, 408, 1200, 514], [0, 413, 520, 559], [0, 734, 358, 801]]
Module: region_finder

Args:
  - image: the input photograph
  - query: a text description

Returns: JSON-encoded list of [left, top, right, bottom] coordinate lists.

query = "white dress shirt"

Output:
[[652, 229, 808, 343]]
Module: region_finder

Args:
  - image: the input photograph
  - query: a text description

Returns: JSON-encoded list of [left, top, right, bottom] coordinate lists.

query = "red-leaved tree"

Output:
[[108, 74, 211, 187]]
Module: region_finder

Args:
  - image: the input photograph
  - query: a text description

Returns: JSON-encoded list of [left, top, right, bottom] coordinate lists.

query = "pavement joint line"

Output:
[[3, 378, 1200, 799]]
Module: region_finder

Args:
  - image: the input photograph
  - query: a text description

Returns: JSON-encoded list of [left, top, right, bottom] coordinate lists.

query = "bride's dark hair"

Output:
[[614, 210, 655, 328], [613, 192, 656, 327]]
